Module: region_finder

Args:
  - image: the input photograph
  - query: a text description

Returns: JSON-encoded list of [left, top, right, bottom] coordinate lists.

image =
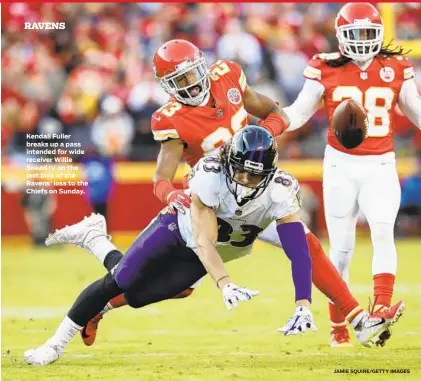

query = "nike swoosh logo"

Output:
[[152, 115, 161, 121], [366, 318, 386, 329]]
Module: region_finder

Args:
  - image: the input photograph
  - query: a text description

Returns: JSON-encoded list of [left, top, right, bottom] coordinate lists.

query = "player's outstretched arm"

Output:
[[283, 79, 324, 132], [398, 78, 421, 129], [275, 212, 318, 335], [190, 194, 259, 311], [153, 139, 191, 214], [243, 86, 290, 137]]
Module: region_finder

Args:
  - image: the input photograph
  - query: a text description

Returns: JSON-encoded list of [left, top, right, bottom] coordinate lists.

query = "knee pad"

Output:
[[329, 248, 353, 278], [124, 291, 143, 309], [102, 271, 122, 296], [370, 222, 396, 257], [124, 287, 152, 309], [370, 222, 394, 240]]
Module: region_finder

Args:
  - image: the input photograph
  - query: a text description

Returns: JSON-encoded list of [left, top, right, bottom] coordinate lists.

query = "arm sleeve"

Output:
[[276, 222, 312, 302], [283, 79, 325, 132], [398, 78, 421, 129]]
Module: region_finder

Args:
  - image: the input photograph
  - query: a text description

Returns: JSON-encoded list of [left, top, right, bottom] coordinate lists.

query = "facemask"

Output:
[[235, 184, 255, 203]]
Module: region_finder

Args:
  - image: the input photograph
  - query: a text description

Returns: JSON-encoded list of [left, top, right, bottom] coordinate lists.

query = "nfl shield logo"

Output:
[[360, 72, 368, 80], [235, 209, 242, 216]]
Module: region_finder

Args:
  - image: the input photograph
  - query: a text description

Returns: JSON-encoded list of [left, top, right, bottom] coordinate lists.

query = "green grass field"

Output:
[[2, 236, 421, 381]]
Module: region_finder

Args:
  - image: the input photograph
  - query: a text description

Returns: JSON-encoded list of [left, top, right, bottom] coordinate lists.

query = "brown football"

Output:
[[332, 98, 368, 149]]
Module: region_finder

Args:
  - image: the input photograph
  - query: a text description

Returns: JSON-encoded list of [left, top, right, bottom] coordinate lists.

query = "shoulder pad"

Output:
[[312, 52, 341, 61], [151, 104, 181, 141], [189, 157, 223, 208], [270, 169, 300, 203], [210, 59, 247, 93], [268, 170, 301, 220], [304, 53, 341, 81], [380, 55, 414, 80]]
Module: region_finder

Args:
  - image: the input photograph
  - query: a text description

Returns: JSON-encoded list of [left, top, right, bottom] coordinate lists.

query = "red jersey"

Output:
[[304, 53, 415, 155], [151, 60, 248, 167]]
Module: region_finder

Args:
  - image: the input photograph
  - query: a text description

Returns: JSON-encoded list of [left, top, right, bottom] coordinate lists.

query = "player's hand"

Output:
[[166, 190, 191, 215], [277, 306, 318, 336], [222, 282, 260, 311]]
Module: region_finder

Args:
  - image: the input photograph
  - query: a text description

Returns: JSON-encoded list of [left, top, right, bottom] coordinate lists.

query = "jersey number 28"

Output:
[[332, 86, 394, 137]]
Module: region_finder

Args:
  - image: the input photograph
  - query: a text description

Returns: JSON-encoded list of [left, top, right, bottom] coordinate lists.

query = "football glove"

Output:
[[167, 190, 191, 215], [222, 282, 260, 311], [277, 306, 318, 336]]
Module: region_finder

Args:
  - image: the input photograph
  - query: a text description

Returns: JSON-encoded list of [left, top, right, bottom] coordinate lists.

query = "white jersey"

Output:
[[177, 156, 301, 262]]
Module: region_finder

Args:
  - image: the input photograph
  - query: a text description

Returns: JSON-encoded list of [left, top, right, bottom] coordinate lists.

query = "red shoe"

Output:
[[330, 326, 353, 347], [356, 300, 405, 347], [370, 301, 404, 347], [81, 313, 103, 346]]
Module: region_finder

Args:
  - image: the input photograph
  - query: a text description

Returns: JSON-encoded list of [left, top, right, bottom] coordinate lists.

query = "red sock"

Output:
[[329, 301, 346, 326], [373, 273, 395, 307], [307, 233, 362, 322]]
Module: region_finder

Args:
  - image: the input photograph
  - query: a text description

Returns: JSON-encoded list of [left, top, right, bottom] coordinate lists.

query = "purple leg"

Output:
[[114, 213, 203, 292]]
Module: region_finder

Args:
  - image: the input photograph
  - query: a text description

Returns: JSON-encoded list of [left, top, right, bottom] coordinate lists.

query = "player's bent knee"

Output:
[[370, 222, 395, 242], [102, 272, 122, 296], [124, 291, 146, 309], [329, 248, 353, 274]]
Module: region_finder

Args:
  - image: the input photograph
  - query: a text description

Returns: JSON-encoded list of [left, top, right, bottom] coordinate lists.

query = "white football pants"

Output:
[[323, 145, 400, 283]]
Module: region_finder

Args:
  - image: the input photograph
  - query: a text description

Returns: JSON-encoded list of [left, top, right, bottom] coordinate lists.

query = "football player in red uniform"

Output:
[[283, 3, 421, 346], [76, 38, 404, 348]]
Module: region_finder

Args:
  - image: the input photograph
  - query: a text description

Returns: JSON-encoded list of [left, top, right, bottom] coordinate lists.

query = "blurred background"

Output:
[[2, 2, 421, 243]]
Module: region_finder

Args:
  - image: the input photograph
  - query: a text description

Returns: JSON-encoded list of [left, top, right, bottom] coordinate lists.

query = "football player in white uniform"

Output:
[[282, 2, 421, 346], [24, 127, 403, 366]]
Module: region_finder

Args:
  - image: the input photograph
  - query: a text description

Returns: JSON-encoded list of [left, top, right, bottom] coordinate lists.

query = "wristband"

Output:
[[262, 113, 288, 137], [247, 113, 264, 127], [153, 179, 176, 204], [216, 275, 230, 288]]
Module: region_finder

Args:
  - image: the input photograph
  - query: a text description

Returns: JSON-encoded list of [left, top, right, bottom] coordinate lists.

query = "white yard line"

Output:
[[2, 352, 409, 358]]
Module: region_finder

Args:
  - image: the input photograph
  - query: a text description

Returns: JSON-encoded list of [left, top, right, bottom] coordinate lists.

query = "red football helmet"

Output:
[[335, 3, 384, 62], [153, 39, 210, 106]]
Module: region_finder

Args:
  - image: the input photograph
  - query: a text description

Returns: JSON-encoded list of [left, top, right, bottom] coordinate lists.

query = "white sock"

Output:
[[351, 311, 367, 330], [87, 233, 117, 264], [47, 315, 82, 350], [100, 301, 113, 315]]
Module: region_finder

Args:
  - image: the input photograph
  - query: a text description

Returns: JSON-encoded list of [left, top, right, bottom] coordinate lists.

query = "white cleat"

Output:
[[24, 342, 63, 366], [355, 301, 405, 348], [45, 213, 109, 254]]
